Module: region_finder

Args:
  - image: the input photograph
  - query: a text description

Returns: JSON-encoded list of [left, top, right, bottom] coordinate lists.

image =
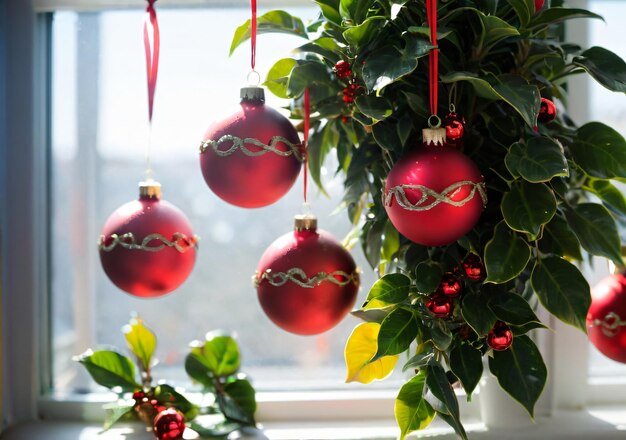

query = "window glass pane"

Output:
[[587, 0, 626, 379], [51, 7, 400, 394]]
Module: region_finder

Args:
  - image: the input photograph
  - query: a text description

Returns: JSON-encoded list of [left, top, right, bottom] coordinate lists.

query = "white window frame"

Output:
[[1, 0, 625, 436]]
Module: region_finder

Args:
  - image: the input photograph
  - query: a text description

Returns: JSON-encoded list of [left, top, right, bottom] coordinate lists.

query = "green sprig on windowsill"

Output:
[[74, 317, 258, 439]]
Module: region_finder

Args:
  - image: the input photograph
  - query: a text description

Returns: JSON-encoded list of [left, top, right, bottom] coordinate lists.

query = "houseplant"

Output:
[[230, 0, 626, 438]]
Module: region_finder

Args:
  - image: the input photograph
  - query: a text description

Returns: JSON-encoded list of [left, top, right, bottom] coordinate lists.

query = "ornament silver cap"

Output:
[[294, 214, 317, 232], [240, 86, 265, 102], [139, 180, 162, 199]]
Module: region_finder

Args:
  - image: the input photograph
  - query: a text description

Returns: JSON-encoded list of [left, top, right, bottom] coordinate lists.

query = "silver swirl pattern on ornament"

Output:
[[98, 232, 199, 253], [199, 135, 304, 161], [591, 312, 626, 337], [253, 267, 360, 289], [383, 180, 488, 212]]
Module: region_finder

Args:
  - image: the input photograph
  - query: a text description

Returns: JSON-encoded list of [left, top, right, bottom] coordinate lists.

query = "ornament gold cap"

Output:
[[139, 180, 162, 199], [294, 214, 317, 232], [240, 86, 265, 102], [423, 127, 446, 146]]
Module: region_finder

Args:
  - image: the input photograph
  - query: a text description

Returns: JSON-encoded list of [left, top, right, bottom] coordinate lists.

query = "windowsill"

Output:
[[1, 407, 625, 440]]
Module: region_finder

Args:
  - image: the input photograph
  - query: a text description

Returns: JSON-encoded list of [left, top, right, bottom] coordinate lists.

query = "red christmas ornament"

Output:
[[537, 97, 557, 123], [440, 272, 463, 297], [153, 408, 185, 440], [487, 321, 513, 351], [443, 112, 465, 142], [425, 291, 454, 318], [383, 128, 487, 246], [254, 215, 360, 335], [534, 0, 544, 12], [200, 87, 302, 208], [462, 253, 485, 281], [334, 60, 353, 78], [587, 271, 626, 364], [98, 181, 198, 298]]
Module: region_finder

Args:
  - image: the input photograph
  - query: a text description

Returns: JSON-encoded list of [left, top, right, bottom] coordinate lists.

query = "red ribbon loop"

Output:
[[426, 0, 438, 116], [303, 88, 310, 204], [144, 0, 160, 123], [251, 0, 257, 71]]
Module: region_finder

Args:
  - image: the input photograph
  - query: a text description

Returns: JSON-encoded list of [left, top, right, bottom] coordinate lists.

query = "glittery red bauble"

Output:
[[334, 60, 353, 78], [153, 408, 185, 440], [99, 183, 197, 298], [383, 142, 486, 246], [534, 0, 544, 12], [255, 217, 359, 335], [538, 97, 557, 123], [462, 254, 485, 281], [487, 321, 513, 351], [440, 273, 463, 297], [425, 291, 454, 318], [444, 112, 465, 142], [200, 87, 302, 208], [587, 272, 626, 364]]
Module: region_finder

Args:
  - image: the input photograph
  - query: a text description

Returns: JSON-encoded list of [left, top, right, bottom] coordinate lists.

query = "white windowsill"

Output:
[[1, 407, 625, 440]]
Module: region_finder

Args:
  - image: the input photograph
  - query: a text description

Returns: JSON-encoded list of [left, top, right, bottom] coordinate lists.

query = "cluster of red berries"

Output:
[[132, 392, 186, 440], [423, 254, 513, 351]]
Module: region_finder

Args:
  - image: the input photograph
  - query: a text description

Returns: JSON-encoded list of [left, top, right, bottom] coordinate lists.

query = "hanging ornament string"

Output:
[[426, 0, 439, 120], [249, 0, 258, 81], [143, 0, 160, 178], [303, 87, 310, 204]]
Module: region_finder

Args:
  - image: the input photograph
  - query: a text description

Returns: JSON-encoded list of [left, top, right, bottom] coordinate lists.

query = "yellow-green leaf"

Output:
[[123, 317, 156, 372], [345, 322, 399, 384], [395, 371, 436, 440]]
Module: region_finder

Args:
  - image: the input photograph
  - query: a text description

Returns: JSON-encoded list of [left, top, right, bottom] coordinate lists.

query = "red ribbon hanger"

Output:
[[426, 0, 439, 118], [251, 0, 257, 72], [144, 0, 160, 124], [303, 88, 310, 204]]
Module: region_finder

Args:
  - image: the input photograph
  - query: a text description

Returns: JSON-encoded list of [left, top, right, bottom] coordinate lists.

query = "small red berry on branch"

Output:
[[487, 321, 513, 351], [334, 60, 353, 78], [425, 291, 454, 318]]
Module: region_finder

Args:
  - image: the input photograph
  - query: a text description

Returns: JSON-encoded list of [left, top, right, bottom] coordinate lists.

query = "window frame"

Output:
[[1, 0, 625, 433]]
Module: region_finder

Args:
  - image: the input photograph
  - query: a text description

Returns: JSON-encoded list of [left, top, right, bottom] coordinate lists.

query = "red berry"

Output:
[[534, 0, 544, 12], [487, 321, 513, 351], [334, 60, 353, 78], [537, 97, 556, 123], [341, 115, 350, 124], [462, 254, 485, 281], [440, 273, 463, 297], [132, 391, 145, 401], [153, 408, 185, 440], [425, 291, 454, 318]]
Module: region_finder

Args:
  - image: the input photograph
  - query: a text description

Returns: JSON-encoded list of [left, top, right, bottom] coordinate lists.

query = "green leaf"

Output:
[[374, 308, 418, 360], [314, 0, 342, 26], [484, 222, 531, 284], [295, 41, 341, 63], [429, 320, 454, 351], [540, 215, 582, 261], [339, 0, 376, 23], [426, 365, 467, 440], [363, 273, 411, 309], [570, 122, 626, 179], [154, 384, 199, 420], [287, 61, 330, 97], [530, 257, 591, 331], [564, 203, 623, 267], [355, 95, 393, 121], [506, 0, 534, 27], [529, 7, 604, 30], [488, 292, 542, 326], [189, 332, 241, 378], [402, 352, 435, 372], [76, 350, 140, 393], [306, 125, 332, 198], [264, 58, 297, 99], [441, 73, 540, 127], [461, 292, 497, 336], [372, 120, 403, 152], [501, 181, 556, 237], [102, 405, 134, 432], [229, 10, 307, 56], [351, 308, 392, 323], [414, 261, 443, 294], [362, 35, 433, 91], [584, 179, 626, 216], [184, 353, 215, 391], [450, 344, 483, 396], [381, 220, 400, 262], [123, 317, 156, 372], [478, 13, 520, 49], [395, 371, 436, 440], [488, 335, 547, 417], [573, 47, 626, 93], [505, 138, 569, 183], [189, 421, 242, 439], [218, 378, 257, 425], [343, 16, 386, 48]]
